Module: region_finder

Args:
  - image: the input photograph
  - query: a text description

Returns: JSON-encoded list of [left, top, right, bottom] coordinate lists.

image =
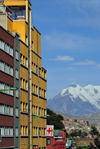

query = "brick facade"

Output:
[[0, 26, 14, 148]]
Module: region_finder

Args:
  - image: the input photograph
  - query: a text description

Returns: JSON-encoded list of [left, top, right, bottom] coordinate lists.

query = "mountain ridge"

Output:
[[47, 83, 100, 115]]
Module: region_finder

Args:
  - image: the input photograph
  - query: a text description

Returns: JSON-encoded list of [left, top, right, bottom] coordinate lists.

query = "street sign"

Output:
[[47, 125, 54, 137]]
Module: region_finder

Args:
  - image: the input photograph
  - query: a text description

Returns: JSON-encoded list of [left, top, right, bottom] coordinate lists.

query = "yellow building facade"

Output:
[[2, 0, 47, 149]]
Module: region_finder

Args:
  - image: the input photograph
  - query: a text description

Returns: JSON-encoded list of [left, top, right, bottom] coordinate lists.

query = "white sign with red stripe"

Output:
[[47, 125, 54, 137]]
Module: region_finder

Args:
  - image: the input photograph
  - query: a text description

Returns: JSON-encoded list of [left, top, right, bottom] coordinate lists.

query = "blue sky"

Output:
[[32, 0, 100, 99]]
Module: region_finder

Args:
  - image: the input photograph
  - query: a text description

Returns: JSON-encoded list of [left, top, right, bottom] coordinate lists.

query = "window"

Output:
[[5, 43, 7, 53], [0, 39, 4, 50], [23, 56, 25, 65], [36, 106, 38, 115], [25, 36, 28, 45], [26, 126, 28, 135], [20, 78, 22, 88], [31, 41, 34, 50], [44, 90, 46, 98], [10, 87, 13, 96], [10, 46, 13, 56], [0, 104, 13, 115], [0, 61, 13, 76], [0, 82, 13, 96], [36, 86, 38, 94], [23, 126, 25, 135], [39, 88, 41, 96], [16, 107, 19, 117], [42, 108, 43, 116], [23, 79, 25, 88], [34, 64, 35, 72], [6, 44, 9, 54], [0, 61, 4, 71], [5, 106, 9, 114], [31, 62, 33, 70], [34, 85, 35, 93], [10, 67, 13, 76], [23, 103, 25, 112], [36, 127, 38, 136], [0, 105, 4, 114], [25, 81, 28, 90], [39, 68, 41, 75], [32, 84, 33, 92], [26, 103, 28, 112], [0, 127, 13, 136], [16, 90, 19, 98], [16, 50, 18, 60], [10, 106, 13, 115], [36, 65, 38, 73], [44, 71, 46, 79], [0, 127, 4, 136], [47, 138, 50, 145], [8, 6, 26, 20], [10, 127, 13, 136], [5, 127, 9, 136], [0, 39, 14, 56], [20, 54, 22, 64], [44, 128, 46, 136], [16, 69, 19, 79], [39, 107, 41, 116], [39, 128, 41, 136], [26, 58, 28, 67], [21, 126, 23, 135], [15, 128, 18, 137], [34, 106, 35, 114], [44, 109, 46, 116], [21, 102, 23, 111], [33, 127, 35, 136]]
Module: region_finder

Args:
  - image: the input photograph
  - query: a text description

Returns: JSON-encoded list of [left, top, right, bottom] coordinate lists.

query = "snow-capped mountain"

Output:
[[47, 83, 100, 115]]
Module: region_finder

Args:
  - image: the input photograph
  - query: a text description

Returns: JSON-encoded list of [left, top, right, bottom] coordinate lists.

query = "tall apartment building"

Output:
[[0, 0, 47, 149]]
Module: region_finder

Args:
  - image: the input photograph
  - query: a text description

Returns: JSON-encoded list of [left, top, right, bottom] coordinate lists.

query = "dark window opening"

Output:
[[8, 6, 26, 20]]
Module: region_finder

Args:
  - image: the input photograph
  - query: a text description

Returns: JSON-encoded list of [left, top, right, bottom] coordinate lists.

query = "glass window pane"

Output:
[[10, 107, 13, 115], [10, 128, 13, 136]]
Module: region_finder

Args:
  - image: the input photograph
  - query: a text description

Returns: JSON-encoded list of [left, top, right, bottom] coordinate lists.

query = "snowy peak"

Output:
[[47, 83, 100, 115]]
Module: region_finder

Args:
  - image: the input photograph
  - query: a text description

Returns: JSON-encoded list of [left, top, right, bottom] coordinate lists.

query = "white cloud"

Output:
[[43, 32, 100, 51], [49, 55, 74, 61], [97, 65, 100, 69], [73, 60, 95, 65], [68, 78, 76, 81]]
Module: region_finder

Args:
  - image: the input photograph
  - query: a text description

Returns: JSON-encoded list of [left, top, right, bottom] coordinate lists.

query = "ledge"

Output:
[[20, 111, 28, 115], [1, 136, 13, 138], [32, 136, 38, 138], [0, 91, 14, 97], [0, 48, 14, 58], [31, 92, 38, 97], [0, 113, 14, 117], [0, 70, 14, 78], [20, 87, 28, 92], [42, 136, 46, 138], [0, 146, 15, 149], [20, 63, 28, 70], [39, 75, 47, 82], [20, 135, 28, 138], [31, 70, 38, 76], [31, 49, 42, 59]]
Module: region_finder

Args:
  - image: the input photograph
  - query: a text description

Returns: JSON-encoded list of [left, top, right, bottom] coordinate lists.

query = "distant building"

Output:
[[46, 125, 66, 149]]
